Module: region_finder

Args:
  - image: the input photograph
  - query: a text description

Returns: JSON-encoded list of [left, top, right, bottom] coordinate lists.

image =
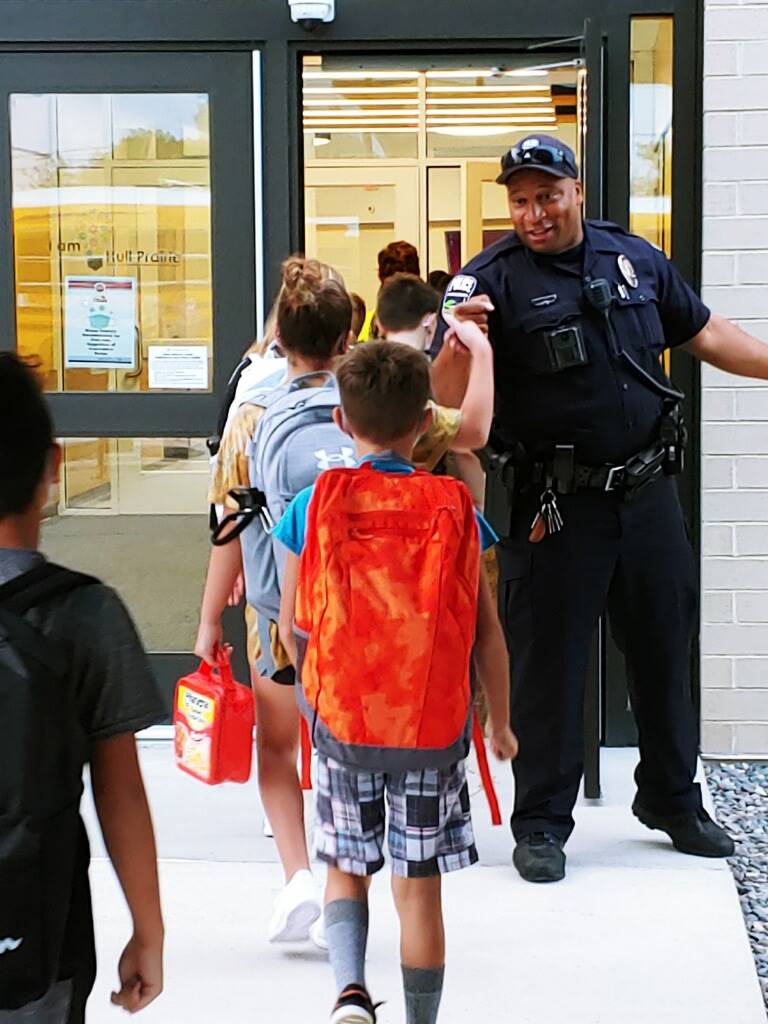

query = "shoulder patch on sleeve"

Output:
[[442, 274, 478, 314]]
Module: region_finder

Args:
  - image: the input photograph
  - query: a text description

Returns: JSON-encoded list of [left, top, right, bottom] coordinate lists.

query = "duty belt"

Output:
[[532, 443, 671, 498]]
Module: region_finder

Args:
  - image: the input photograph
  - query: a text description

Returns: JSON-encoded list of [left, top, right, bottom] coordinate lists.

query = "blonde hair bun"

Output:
[[281, 256, 325, 307]]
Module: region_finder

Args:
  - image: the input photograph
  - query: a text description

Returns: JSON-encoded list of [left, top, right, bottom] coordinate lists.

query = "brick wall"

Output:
[[701, 0, 768, 756]]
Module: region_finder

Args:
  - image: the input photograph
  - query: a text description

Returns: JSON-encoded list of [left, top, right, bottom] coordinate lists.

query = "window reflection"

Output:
[[630, 18, 673, 255], [43, 436, 210, 652], [10, 93, 213, 393]]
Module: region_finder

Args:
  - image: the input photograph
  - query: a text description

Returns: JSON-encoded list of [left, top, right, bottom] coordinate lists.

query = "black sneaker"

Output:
[[330, 985, 380, 1024], [632, 798, 735, 858], [513, 832, 566, 883]]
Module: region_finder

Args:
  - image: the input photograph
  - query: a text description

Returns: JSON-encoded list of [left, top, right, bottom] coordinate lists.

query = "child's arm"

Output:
[[430, 296, 494, 409], [90, 734, 163, 1013], [195, 538, 243, 664], [475, 564, 518, 760], [444, 316, 494, 452], [278, 550, 300, 667]]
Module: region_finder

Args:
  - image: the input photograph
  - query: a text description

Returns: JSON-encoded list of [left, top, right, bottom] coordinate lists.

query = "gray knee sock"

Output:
[[325, 899, 369, 993], [402, 965, 445, 1024]]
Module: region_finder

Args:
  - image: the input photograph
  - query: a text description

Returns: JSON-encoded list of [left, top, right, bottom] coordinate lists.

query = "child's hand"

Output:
[[444, 313, 493, 358], [490, 724, 519, 761], [194, 620, 223, 665], [111, 934, 163, 1013]]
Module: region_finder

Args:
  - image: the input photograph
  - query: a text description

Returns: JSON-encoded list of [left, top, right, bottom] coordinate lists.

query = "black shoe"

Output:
[[513, 832, 566, 883], [632, 798, 735, 858], [330, 984, 381, 1024]]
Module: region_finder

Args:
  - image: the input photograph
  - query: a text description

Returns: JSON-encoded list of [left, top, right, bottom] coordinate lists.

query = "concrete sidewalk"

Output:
[[81, 746, 765, 1024]]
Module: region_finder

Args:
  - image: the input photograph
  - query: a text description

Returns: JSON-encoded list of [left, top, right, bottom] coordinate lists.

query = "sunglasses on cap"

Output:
[[496, 140, 579, 183]]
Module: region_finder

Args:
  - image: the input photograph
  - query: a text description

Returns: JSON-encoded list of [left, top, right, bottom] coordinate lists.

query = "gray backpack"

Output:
[[242, 372, 355, 675]]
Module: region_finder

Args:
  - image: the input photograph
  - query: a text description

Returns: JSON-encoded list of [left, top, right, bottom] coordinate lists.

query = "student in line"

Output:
[[275, 341, 517, 1024], [376, 271, 490, 507], [0, 354, 165, 1023], [196, 257, 355, 947]]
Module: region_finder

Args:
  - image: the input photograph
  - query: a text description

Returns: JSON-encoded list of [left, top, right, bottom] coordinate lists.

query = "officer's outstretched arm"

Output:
[[685, 312, 768, 379]]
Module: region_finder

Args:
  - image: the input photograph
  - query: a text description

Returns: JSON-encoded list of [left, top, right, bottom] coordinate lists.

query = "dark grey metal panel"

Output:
[[0, 51, 256, 436], [0, 0, 679, 46]]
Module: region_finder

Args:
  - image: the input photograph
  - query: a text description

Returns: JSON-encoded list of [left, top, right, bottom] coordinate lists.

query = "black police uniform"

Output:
[[434, 220, 710, 842]]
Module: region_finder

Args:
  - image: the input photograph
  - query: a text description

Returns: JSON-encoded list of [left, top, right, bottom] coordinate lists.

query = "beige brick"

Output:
[[702, 655, 734, 686], [703, 525, 734, 556], [734, 723, 768, 754], [696, 285, 768, 318], [735, 657, 768, 686], [738, 110, 768, 144], [734, 391, 768, 420], [739, 40, 768, 76], [737, 250, 768, 282], [705, 146, 768, 181], [705, 75, 768, 109], [701, 722, 735, 757], [702, 249, 736, 282], [704, 560, 768, 590], [703, 421, 768, 455], [705, 41, 739, 75], [703, 456, 734, 489], [736, 591, 768, 621], [701, 687, 768, 718], [703, 592, 735, 623], [703, 216, 768, 249], [736, 525, 768, 555], [704, 112, 739, 146], [704, 489, 768, 522], [706, 8, 768, 42], [739, 182, 768, 215], [736, 456, 768, 486]]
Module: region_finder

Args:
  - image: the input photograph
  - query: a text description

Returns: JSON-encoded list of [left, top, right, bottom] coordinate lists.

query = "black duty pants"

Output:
[[498, 476, 702, 843]]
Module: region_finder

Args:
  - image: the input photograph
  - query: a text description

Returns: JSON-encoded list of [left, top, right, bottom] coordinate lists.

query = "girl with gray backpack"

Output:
[[195, 256, 355, 948]]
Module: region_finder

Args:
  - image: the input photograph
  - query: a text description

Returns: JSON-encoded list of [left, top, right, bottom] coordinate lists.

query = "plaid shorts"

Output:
[[314, 754, 478, 878]]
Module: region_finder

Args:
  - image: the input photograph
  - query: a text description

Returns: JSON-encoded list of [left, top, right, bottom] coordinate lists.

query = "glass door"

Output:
[[0, 52, 258, 707]]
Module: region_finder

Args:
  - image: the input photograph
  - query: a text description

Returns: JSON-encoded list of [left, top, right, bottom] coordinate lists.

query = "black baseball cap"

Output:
[[496, 135, 580, 185]]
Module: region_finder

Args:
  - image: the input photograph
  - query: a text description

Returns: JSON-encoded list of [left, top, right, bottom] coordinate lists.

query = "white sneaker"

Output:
[[310, 913, 328, 952], [267, 869, 320, 943]]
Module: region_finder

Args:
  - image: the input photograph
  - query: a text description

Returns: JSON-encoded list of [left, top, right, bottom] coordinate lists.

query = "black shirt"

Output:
[[0, 549, 165, 1017], [435, 220, 710, 465]]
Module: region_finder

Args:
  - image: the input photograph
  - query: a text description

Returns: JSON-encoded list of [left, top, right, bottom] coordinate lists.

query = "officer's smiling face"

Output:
[[506, 169, 584, 255]]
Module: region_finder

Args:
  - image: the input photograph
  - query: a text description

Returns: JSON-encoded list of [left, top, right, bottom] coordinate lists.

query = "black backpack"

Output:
[[0, 562, 98, 1010]]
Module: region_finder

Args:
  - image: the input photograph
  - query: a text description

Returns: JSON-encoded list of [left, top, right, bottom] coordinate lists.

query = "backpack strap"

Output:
[[472, 709, 502, 826], [0, 564, 97, 676], [0, 562, 98, 615]]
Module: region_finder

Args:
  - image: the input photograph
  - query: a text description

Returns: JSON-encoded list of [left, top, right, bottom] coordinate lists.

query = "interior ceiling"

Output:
[[302, 67, 578, 134]]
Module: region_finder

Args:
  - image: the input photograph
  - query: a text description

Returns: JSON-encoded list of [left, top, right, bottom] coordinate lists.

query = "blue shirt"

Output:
[[273, 454, 498, 556]]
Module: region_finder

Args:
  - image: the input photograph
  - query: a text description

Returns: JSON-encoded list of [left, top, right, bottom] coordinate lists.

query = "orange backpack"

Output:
[[295, 462, 480, 771]]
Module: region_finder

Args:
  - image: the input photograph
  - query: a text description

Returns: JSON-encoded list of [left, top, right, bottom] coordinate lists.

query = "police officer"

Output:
[[432, 135, 768, 883]]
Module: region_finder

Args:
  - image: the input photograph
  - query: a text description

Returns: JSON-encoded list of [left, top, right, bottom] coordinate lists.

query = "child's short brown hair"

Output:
[[376, 273, 439, 334], [337, 341, 430, 445]]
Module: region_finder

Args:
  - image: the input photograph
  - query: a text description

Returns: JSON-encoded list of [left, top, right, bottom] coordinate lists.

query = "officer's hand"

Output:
[[448, 294, 494, 335], [490, 725, 519, 761], [444, 314, 492, 357]]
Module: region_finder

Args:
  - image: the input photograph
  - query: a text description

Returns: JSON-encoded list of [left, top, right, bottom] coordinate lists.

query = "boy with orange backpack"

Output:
[[275, 339, 517, 1024]]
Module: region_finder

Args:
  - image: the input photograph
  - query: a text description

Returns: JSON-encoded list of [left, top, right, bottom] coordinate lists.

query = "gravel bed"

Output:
[[704, 761, 768, 1012]]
